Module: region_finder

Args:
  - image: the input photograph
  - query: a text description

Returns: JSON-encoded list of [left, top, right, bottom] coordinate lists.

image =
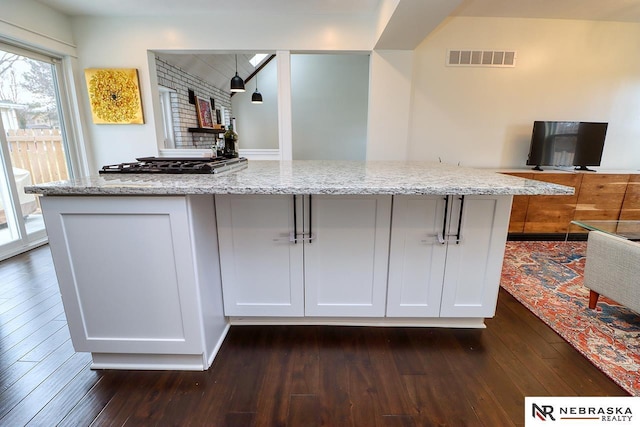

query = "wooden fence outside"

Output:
[[6, 129, 69, 184]]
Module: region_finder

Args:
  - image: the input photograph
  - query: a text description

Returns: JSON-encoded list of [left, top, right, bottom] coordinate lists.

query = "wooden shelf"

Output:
[[188, 127, 225, 134]]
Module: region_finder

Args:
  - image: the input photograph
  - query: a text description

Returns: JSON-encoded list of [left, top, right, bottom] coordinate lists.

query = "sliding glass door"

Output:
[[0, 44, 73, 259]]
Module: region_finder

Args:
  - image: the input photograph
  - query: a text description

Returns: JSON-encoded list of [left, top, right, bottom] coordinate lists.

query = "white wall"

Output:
[[71, 15, 374, 171], [0, 0, 94, 176], [231, 58, 278, 150], [291, 54, 369, 160], [4, 2, 640, 171], [407, 17, 640, 170], [367, 50, 413, 160], [188, 52, 371, 159], [0, 0, 75, 56]]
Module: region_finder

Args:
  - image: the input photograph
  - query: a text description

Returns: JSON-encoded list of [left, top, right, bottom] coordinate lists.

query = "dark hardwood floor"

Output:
[[0, 245, 627, 426]]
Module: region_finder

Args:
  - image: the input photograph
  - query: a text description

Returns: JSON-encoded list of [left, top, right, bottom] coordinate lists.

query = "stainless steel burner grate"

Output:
[[99, 157, 248, 174]]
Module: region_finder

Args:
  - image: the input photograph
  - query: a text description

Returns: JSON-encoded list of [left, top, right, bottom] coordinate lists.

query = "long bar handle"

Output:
[[291, 195, 314, 243], [455, 195, 465, 244], [308, 194, 313, 243], [440, 196, 449, 245], [292, 194, 298, 244]]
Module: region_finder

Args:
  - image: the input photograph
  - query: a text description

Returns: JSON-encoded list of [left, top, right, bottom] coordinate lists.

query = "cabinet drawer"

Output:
[[524, 203, 577, 233], [574, 174, 629, 222], [529, 174, 582, 203], [620, 175, 640, 220], [521, 174, 581, 232]]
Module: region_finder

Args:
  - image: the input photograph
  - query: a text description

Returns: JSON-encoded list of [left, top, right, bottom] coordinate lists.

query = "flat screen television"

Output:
[[526, 121, 608, 171]]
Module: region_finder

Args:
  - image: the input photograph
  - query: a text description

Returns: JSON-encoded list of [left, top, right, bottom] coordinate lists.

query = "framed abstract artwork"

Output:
[[195, 96, 215, 128], [84, 68, 144, 124]]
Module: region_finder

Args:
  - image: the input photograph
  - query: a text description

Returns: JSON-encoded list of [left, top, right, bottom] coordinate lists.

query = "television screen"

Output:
[[526, 121, 607, 171]]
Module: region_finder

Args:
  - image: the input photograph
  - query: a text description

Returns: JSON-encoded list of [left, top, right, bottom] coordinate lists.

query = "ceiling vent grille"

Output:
[[447, 50, 516, 67]]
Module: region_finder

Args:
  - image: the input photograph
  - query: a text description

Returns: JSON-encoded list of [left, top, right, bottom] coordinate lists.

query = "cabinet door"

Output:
[[440, 195, 512, 317], [40, 196, 207, 355], [304, 195, 392, 317], [620, 174, 640, 220], [573, 174, 629, 223], [386, 195, 448, 317], [524, 173, 581, 233], [216, 194, 304, 316]]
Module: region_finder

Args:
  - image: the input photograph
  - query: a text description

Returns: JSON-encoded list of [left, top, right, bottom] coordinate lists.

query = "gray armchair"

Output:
[[583, 230, 640, 312]]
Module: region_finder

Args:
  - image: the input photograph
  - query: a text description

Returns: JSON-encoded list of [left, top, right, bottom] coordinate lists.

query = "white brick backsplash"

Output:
[[156, 56, 232, 149]]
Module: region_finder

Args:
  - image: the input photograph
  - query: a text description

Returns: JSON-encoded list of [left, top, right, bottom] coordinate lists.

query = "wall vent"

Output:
[[447, 50, 516, 67]]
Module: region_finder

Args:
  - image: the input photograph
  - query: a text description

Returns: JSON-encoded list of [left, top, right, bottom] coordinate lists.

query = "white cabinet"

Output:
[[40, 195, 228, 370], [304, 195, 392, 317], [440, 195, 512, 317], [386, 196, 448, 317], [215, 194, 392, 317], [215, 194, 304, 316], [387, 195, 512, 318], [40, 190, 512, 365]]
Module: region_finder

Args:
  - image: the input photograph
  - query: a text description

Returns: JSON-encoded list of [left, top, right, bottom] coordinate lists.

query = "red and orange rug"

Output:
[[500, 241, 640, 396]]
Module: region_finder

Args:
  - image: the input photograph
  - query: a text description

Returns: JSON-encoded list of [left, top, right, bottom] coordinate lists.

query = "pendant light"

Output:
[[230, 54, 245, 93], [251, 73, 263, 104]]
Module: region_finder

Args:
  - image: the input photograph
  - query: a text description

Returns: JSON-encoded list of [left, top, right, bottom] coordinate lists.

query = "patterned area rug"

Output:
[[500, 241, 640, 396]]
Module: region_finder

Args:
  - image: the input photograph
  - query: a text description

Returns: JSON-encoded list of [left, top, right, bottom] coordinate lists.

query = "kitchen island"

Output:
[[26, 161, 573, 371]]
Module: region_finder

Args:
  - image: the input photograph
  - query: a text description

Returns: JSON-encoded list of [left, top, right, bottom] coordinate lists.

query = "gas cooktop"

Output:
[[99, 156, 248, 174]]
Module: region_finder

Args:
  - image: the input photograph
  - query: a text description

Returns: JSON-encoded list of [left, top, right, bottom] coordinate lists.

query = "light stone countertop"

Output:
[[25, 160, 575, 196]]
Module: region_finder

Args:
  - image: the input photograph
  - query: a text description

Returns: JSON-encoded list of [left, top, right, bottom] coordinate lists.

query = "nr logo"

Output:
[[533, 403, 556, 421]]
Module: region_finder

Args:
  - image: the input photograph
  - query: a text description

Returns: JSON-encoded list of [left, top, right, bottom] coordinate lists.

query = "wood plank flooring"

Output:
[[0, 245, 628, 426]]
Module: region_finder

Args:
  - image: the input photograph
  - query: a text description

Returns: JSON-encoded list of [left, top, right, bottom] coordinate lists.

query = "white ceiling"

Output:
[[156, 52, 273, 92], [34, 0, 640, 91], [453, 0, 640, 23], [34, 0, 382, 17], [35, 0, 640, 22]]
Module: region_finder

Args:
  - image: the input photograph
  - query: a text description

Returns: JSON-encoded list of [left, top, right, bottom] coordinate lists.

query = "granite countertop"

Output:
[[25, 160, 575, 196]]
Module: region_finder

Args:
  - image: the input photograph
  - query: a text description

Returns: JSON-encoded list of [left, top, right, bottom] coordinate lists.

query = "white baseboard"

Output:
[[90, 353, 210, 371], [228, 317, 487, 328], [206, 324, 230, 369]]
